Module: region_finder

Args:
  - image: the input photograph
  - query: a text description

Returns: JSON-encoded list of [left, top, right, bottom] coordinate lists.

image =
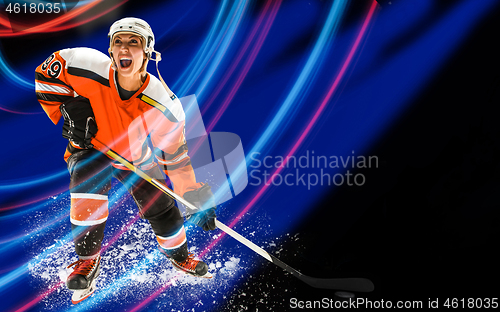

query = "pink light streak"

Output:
[[184, 0, 275, 137], [0, 0, 128, 37], [205, 0, 281, 134], [0, 106, 42, 115], [181, 1, 247, 96], [0, 0, 102, 36], [9, 192, 136, 312], [0, 210, 67, 244], [12, 281, 64, 312], [186, 0, 280, 157], [126, 273, 182, 312], [0, 188, 65, 211], [200, 0, 279, 116], [203, 0, 378, 258], [0, 174, 88, 211]]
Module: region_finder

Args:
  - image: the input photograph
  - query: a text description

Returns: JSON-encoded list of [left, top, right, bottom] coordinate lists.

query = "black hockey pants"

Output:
[[67, 148, 188, 261]]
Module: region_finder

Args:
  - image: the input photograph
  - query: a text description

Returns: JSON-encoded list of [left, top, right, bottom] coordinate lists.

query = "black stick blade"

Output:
[[270, 255, 374, 292], [300, 275, 374, 292]]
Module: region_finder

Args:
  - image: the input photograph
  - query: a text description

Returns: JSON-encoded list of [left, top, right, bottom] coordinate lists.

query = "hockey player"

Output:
[[35, 17, 217, 304]]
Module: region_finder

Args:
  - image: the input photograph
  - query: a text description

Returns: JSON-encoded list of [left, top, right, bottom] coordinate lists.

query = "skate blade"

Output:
[[199, 271, 212, 279], [173, 267, 213, 279], [71, 279, 97, 304]]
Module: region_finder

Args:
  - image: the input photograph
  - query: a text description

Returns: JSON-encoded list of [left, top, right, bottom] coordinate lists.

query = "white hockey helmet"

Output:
[[108, 17, 160, 60]]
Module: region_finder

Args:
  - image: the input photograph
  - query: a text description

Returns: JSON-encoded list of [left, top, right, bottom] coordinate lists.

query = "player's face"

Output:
[[111, 33, 146, 79]]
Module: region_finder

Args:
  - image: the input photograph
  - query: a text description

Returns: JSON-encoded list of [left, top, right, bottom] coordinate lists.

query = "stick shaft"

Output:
[[214, 220, 272, 262], [103, 144, 275, 259], [103, 148, 192, 209]]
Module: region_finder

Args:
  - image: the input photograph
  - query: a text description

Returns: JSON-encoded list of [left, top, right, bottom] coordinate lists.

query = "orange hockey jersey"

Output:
[[35, 47, 201, 196]]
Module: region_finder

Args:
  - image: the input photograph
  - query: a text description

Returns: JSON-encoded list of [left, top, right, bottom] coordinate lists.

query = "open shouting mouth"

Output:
[[119, 58, 132, 69]]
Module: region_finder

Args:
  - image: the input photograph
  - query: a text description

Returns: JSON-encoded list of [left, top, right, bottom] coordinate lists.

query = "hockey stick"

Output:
[[93, 139, 374, 292]]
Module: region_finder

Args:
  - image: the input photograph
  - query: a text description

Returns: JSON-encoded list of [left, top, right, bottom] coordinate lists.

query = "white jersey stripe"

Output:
[[155, 151, 189, 165], [71, 193, 108, 200], [35, 81, 73, 95], [112, 161, 155, 170]]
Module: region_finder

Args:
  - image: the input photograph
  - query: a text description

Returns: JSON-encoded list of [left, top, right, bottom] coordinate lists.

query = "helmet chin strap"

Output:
[[108, 50, 117, 70], [151, 50, 176, 99]]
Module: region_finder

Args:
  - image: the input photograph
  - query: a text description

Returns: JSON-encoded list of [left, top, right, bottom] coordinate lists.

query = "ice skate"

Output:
[[66, 255, 101, 304], [160, 248, 212, 278]]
